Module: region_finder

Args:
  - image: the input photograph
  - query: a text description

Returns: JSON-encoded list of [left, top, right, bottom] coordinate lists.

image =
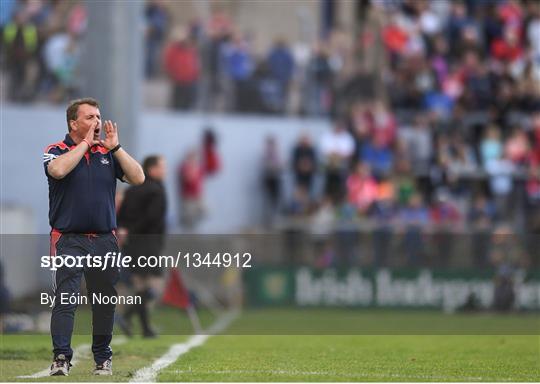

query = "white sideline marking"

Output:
[[169, 368, 527, 382], [17, 335, 127, 379], [130, 310, 238, 383]]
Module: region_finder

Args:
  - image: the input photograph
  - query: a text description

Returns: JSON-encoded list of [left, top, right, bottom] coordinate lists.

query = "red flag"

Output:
[[162, 269, 190, 309]]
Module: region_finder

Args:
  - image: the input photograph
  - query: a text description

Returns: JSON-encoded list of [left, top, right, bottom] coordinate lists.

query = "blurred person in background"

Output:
[[346, 162, 378, 216], [485, 152, 515, 221], [320, 121, 354, 204], [430, 191, 463, 267], [199, 12, 232, 112], [0, 262, 11, 333], [266, 38, 294, 114], [261, 135, 283, 226], [201, 128, 221, 176], [304, 40, 334, 116], [370, 177, 397, 268], [178, 149, 204, 230], [117, 155, 167, 338], [468, 193, 496, 269], [223, 32, 254, 112], [43, 28, 80, 102], [398, 192, 430, 267], [286, 185, 313, 218], [145, 0, 169, 79], [360, 135, 394, 180], [3, 9, 38, 101], [480, 125, 503, 167], [320, 120, 355, 165], [164, 26, 200, 110], [291, 132, 317, 197], [398, 114, 433, 198], [490, 224, 523, 312]]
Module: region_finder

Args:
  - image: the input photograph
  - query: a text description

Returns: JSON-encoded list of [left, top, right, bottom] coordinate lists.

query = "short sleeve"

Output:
[[113, 154, 125, 182], [43, 146, 62, 177]]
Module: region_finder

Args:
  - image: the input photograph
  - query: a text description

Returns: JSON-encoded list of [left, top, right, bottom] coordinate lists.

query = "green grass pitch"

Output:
[[1, 308, 539, 382]]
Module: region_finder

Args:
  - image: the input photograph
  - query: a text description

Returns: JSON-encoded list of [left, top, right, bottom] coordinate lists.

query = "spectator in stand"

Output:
[[398, 114, 432, 194], [461, 50, 493, 109], [178, 149, 204, 229], [305, 40, 334, 116], [266, 38, 294, 114], [485, 152, 515, 221], [223, 32, 254, 112], [398, 192, 430, 267], [291, 133, 317, 197], [480, 125, 503, 167], [393, 157, 416, 206], [320, 121, 355, 203], [286, 185, 312, 217], [164, 26, 200, 110], [145, 0, 169, 79], [320, 120, 355, 164], [370, 176, 397, 267], [525, 165, 540, 237], [491, 25, 524, 65], [446, 1, 473, 58], [43, 28, 80, 102], [360, 135, 394, 179], [527, 3, 540, 61], [200, 16, 230, 112], [201, 128, 221, 176], [528, 113, 540, 168], [3, 9, 38, 101], [490, 224, 522, 311], [261, 135, 283, 225], [324, 153, 346, 204], [346, 162, 378, 215], [468, 193, 496, 268], [505, 127, 530, 167], [430, 191, 463, 267]]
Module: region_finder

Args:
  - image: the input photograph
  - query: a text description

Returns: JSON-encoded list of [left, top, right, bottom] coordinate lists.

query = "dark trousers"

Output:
[[50, 232, 120, 364]]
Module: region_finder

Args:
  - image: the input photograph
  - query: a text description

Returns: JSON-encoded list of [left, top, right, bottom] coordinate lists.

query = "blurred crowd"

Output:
[[2, 0, 540, 269], [251, 0, 540, 270], [2, 0, 539, 115], [0, 0, 85, 102], [261, 111, 540, 269]]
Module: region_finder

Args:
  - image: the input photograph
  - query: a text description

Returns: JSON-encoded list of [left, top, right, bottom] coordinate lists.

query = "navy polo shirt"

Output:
[[44, 134, 125, 233]]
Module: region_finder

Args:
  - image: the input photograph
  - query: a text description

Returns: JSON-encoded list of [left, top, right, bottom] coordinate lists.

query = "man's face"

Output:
[[70, 104, 101, 141]]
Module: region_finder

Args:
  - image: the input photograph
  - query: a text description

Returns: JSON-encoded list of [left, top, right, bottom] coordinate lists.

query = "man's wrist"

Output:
[[82, 139, 92, 149], [110, 144, 122, 154]]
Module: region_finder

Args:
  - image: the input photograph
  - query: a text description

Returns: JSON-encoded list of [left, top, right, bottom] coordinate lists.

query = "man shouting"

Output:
[[43, 98, 144, 376]]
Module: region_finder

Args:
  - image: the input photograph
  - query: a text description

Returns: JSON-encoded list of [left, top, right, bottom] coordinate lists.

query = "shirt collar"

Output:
[[64, 133, 76, 146]]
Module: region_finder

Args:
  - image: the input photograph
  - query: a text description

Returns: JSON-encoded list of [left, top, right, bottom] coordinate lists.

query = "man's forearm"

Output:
[[47, 142, 89, 179], [113, 148, 145, 185]]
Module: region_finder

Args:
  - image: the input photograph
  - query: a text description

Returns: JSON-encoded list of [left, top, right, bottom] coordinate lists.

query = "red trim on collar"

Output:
[[91, 145, 109, 154]]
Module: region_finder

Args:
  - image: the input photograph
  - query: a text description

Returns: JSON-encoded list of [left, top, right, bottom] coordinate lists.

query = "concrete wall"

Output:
[[165, 0, 322, 54], [0, 104, 330, 235]]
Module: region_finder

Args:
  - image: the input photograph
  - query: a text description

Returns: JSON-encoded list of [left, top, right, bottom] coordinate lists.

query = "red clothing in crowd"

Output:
[[179, 160, 203, 199], [347, 174, 378, 211], [491, 38, 523, 62], [382, 25, 408, 54], [202, 141, 221, 175], [164, 42, 200, 84]]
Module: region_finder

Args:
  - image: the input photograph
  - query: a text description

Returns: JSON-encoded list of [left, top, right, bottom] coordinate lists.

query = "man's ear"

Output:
[[70, 120, 77, 132]]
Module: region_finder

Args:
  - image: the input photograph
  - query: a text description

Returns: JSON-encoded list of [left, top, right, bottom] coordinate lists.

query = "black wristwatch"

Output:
[[110, 144, 121, 154]]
